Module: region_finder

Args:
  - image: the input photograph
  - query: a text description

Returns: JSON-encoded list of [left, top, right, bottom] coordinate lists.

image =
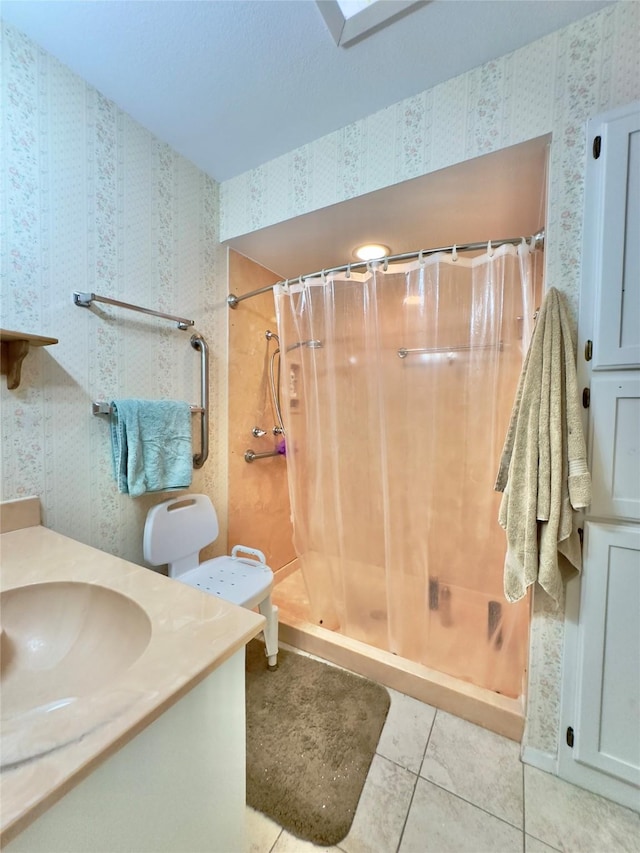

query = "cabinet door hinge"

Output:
[[593, 135, 602, 159], [566, 726, 575, 748], [582, 387, 591, 408], [584, 339, 593, 361]]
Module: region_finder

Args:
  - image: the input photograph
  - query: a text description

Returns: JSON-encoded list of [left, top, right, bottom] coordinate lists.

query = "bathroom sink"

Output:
[[0, 581, 152, 767]]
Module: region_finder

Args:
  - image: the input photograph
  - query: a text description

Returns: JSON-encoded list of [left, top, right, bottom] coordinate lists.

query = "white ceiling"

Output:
[[1, 0, 612, 183]]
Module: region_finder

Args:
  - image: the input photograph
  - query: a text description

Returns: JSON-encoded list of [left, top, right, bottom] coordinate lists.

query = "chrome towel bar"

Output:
[[73, 291, 194, 330], [92, 402, 204, 415], [397, 342, 504, 358]]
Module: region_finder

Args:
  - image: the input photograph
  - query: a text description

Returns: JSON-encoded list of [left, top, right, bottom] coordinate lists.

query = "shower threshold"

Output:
[[273, 567, 525, 742]]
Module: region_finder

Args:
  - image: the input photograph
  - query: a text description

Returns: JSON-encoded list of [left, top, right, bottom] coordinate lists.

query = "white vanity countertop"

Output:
[[0, 509, 265, 846]]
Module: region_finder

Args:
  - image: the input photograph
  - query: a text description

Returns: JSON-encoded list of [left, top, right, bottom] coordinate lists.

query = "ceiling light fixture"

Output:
[[353, 243, 391, 261]]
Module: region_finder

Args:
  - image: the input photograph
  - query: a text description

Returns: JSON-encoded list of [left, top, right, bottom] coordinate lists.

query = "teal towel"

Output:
[[110, 399, 193, 498]]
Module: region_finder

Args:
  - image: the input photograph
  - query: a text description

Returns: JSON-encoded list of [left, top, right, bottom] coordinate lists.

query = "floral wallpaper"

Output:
[[2, 2, 639, 768], [220, 2, 640, 762], [1, 22, 229, 564]]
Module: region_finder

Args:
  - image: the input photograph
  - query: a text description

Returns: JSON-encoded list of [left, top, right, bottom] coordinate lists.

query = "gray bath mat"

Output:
[[245, 639, 390, 846]]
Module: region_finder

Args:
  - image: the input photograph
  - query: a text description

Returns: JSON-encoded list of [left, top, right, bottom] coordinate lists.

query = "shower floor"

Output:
[[273, 567, 525, 741]]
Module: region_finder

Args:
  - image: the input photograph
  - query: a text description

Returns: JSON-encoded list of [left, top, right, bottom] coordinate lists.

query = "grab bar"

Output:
[[244, 448, 283, 463], [266, 333, 286, 437], [73, 291, 195, 330], [191, 333, 209, 468], [91, 332, 209, 470]]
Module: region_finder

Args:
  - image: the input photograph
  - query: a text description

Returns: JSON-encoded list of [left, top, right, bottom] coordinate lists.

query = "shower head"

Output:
[[265, 330, 280, 345], [285, 339, 323, 352]]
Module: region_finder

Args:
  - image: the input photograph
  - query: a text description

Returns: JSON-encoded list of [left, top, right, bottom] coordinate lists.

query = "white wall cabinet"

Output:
[[589, 374, 640, 522], [590, 109, 640, 369], [568, 523, 640, 785], [560, 100, 640, 813]]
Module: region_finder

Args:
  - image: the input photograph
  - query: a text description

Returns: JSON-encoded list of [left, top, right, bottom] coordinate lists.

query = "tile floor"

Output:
[[246, 654, 639, 853]]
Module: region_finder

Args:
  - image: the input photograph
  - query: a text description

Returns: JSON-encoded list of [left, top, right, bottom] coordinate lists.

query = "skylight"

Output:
[[317, 1, 426, 47], [336, 1, 376, 20]]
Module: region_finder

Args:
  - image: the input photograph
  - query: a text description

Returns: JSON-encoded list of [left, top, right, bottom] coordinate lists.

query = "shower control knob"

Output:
[[252, 427, 267, 438]]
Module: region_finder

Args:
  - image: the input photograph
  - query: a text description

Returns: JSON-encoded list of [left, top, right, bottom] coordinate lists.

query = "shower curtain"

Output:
[[274, 244, 538, 697]]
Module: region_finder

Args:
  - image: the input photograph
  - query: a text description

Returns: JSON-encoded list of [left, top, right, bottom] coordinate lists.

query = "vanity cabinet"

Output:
[[5, 651, 247, 853], [1, 508, 264, 851]]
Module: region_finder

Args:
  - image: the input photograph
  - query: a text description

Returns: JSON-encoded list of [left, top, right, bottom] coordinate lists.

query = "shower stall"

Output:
[[265, 240, 540, 713]]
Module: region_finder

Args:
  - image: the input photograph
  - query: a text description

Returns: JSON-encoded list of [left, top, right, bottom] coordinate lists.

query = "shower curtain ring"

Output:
[[345, 264, 351, 278], [418, 250, 425, 266], [487, 240, 494, 257], [451, 245, 458, 262], [383, 257, 389, 272]]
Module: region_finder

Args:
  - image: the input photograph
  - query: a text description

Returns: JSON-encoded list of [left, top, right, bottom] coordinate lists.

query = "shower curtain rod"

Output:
[[227, 229, 545, 308]]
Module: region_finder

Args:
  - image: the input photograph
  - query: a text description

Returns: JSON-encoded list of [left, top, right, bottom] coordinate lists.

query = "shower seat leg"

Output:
[[259, 599, 279, 671]]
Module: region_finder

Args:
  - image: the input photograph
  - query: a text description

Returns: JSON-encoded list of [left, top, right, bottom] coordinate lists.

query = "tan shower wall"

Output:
[[227, 250, 296, 570]]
